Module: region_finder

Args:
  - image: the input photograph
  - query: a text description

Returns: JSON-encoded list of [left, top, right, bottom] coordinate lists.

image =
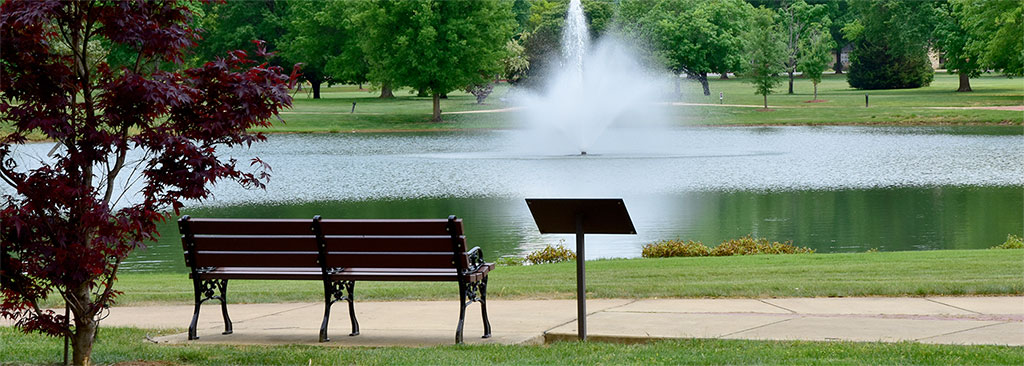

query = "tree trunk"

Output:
[[787, 70, 795, 94], [311, 81, 321, 99], [417, 88, 428, 97], [432, 93, 442, 122], [719, 73, 729, 80], [699, 72, 710, 96], [379, 84, 394, 99], [70, 284, 98, 366], [813, 82, 818, 100], [763, 94, 768, 109], [957, 72, 972, 92], [834, 48, 843, 74]]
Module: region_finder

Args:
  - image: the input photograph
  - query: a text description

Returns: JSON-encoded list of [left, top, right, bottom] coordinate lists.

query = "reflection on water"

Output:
[[131, 186, 1023, 272], [8, 126, 1017, 272]]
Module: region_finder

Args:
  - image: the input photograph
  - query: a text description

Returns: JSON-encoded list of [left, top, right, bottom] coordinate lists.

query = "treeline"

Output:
[[187, 0, 1023, 114]]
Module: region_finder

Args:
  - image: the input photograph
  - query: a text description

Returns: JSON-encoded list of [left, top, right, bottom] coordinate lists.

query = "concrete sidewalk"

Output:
[[21, 296, 1024, 347]]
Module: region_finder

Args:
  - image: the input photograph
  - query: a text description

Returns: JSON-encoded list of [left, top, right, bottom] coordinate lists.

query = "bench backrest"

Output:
[[316, 217, 472, 270], [179, 215, 474, 273], [179, 216, 319, 269]]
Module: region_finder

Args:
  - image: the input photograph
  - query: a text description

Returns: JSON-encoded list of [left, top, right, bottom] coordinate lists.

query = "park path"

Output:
[[8, 296, 1018, 347]]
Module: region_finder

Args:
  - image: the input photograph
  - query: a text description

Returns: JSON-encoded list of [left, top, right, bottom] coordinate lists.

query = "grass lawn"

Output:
[[262, 73, 1023, 134], [81, 249, 1024, 307], [3, 327, 1023, 365]]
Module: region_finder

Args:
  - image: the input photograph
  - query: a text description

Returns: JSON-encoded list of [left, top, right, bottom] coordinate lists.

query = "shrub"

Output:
[[991, 234, 1024, 249], [525, 245, 576, 264], [641, 236, 814, 258], [710, 235, 814, 256], [642, 240, 711, 258]]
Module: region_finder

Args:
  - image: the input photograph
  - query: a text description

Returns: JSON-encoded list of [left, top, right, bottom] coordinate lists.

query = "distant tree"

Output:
[[0, 1, 292, 365], [778, 0, 831, 94], [191, 0, 289, 68], [798, 26, 836, 100], [934, 0, 982, 92], [621, 0, 754, 96], [844, 0, 938, 90], [358, 0, 514, 121], [954, 0, 1023, 77], [824, 0, 853, 74], [280, 0, 338, 99], [503, 37, 531, 84], [744, 7, 787, 109]]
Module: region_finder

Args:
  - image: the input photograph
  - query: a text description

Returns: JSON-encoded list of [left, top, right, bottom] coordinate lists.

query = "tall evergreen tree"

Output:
[[845, 0, 937, 90]]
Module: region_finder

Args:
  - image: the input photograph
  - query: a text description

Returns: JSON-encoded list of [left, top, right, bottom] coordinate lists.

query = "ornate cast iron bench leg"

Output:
[[456, 281, 468, 344], [480, 276, 492, 338], [456, 277, 490, 344], [189, 277, 231, 340], [320, 279, 359, 342]]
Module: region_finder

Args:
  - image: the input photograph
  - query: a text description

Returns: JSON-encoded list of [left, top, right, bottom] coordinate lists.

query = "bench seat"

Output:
[[329, 264, 495, 282], [191, 265, 495, 282]]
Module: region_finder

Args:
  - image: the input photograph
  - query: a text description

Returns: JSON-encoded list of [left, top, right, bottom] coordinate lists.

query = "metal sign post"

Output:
[[526, 198, 636, 340]]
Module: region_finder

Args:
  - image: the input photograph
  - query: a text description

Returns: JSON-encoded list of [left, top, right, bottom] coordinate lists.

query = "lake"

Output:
[[113, 126, 1023, 272]]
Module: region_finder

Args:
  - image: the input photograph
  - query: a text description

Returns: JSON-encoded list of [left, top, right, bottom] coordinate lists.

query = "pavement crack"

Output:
[[602, 299, 640, 312], [915, 321, 1008, 342], [759, 299, 797, 314], [717, 316, 800, 338], [924, 298, 982, 315], [231, 303, 319, 324]]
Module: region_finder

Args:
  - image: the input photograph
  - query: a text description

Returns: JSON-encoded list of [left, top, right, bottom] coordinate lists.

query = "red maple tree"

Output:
[[0, 1, 294, 364]]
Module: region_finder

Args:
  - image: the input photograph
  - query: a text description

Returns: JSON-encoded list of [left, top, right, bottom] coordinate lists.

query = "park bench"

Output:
[[178, 215, 493, 344]]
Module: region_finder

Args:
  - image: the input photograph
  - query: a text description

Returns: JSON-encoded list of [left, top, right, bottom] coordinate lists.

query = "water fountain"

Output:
[[514, 0, 671, 157]]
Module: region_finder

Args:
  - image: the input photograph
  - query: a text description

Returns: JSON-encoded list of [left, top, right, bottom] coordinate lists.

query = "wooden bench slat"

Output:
[[322, 235, 463, 252], [319, 219, 460, 236], [324, 252, 467, 268], [192, 267, 323, 280], [187, 219, 312, 235], [193, 251, 320, 267], [191, 235, 318, 251]]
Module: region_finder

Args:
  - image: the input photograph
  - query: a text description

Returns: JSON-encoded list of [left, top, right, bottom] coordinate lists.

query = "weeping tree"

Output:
[[0, 1, 293, 364]]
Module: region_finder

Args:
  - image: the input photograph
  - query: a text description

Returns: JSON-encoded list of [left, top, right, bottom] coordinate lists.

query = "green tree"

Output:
[[797, 26, 836, 100], [359, 0, 515, 122], [280, 1, 341, 99], [621, 0, 754, 96], [744, 7, 787, 109], [934, 0, 982, 92], [778, 0, 830, 94], [954, 0, 1023, 76], [191, 0, 289, 68], [844, 0, 938, 90]]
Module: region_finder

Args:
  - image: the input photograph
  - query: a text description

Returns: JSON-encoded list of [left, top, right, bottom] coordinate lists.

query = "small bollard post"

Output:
[[351, 102, 356, 113], [865, 93, 869, 108], [719, 92, 724, 104]]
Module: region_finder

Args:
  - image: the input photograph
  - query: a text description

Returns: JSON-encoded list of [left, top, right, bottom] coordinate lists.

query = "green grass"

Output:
[[86, 249, 1024, 307], [3, 327, 1022, 365], [677, 73, 1024, 125], [260, 73, 1023, 134]]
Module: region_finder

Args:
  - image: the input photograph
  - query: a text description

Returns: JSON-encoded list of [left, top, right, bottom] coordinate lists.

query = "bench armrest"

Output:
[[466, 246, 485, 271]]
